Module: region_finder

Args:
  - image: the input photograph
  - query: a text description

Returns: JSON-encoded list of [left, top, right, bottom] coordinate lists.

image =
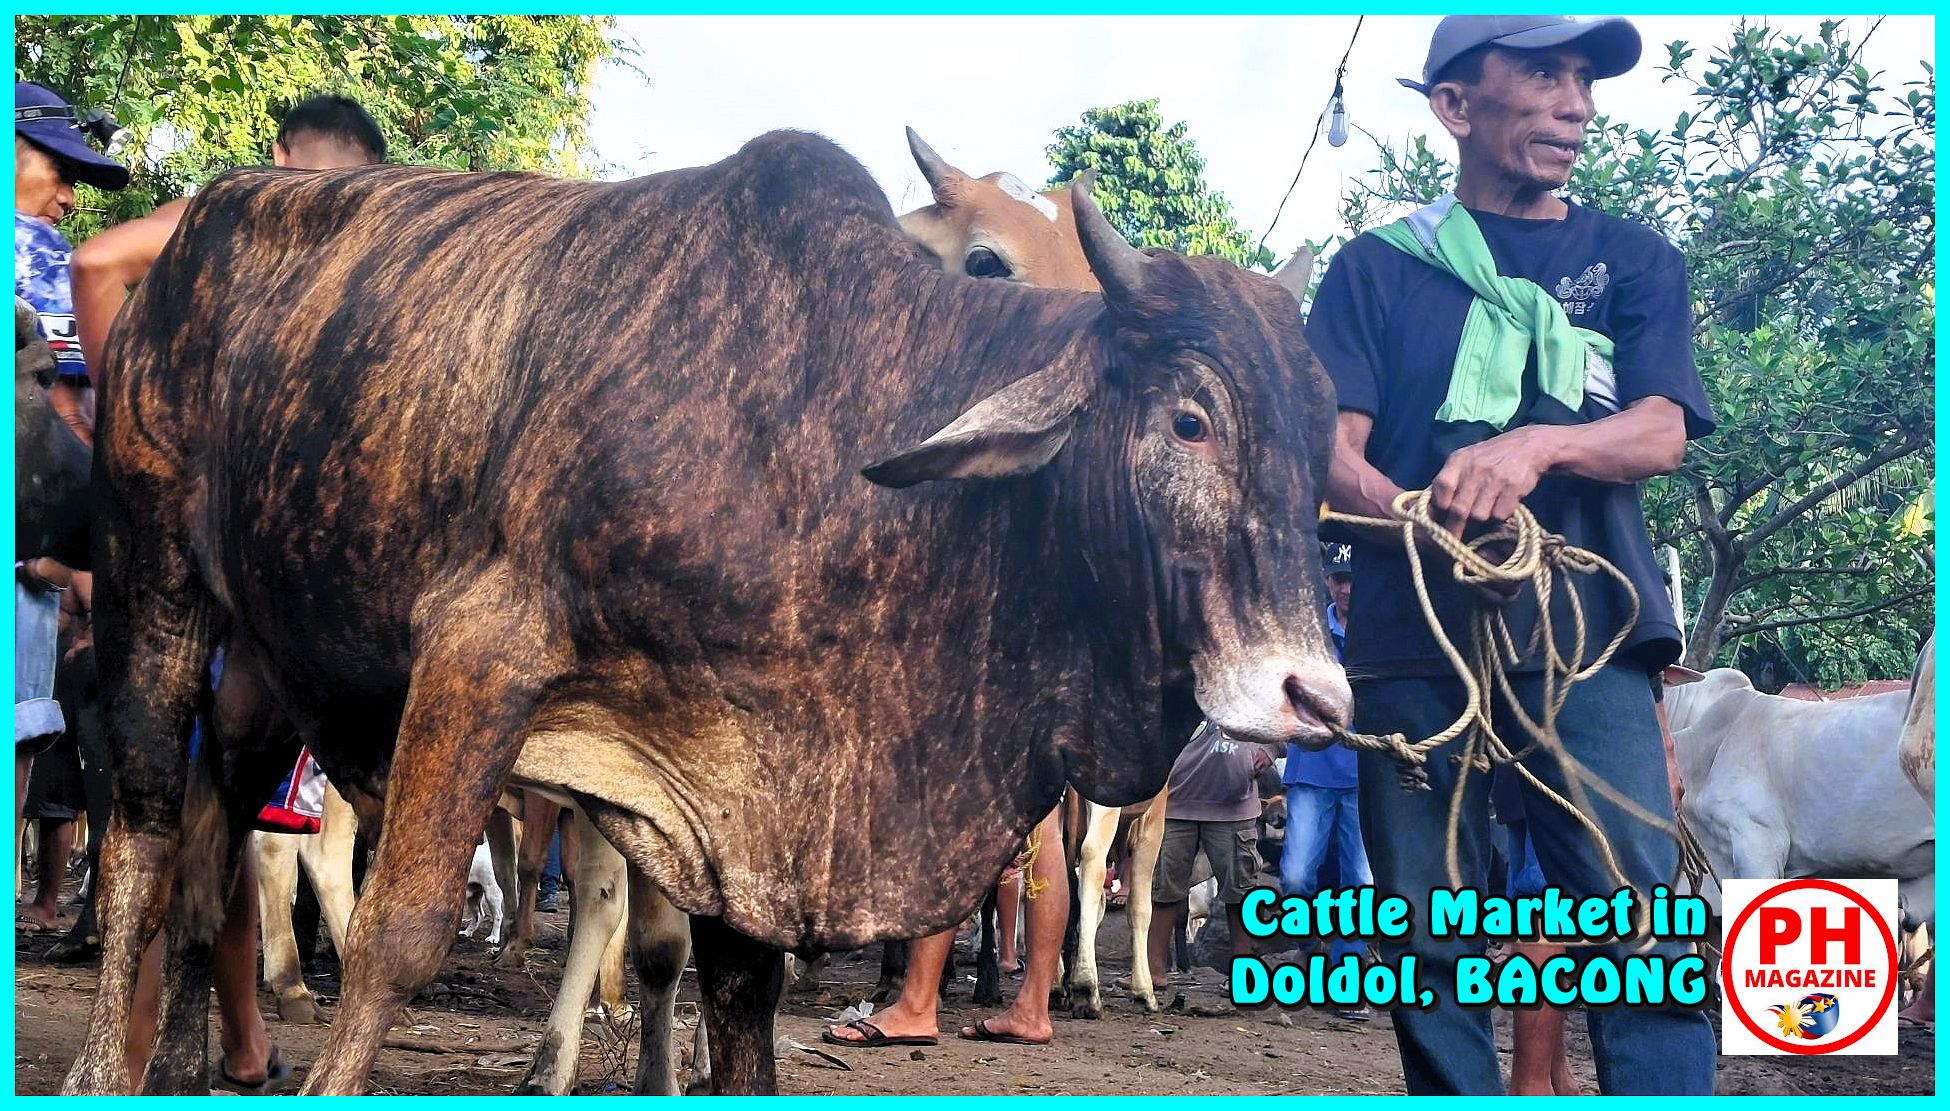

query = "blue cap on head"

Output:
[[1398, 15, 1641, 95], [15, 82, 129, 191]]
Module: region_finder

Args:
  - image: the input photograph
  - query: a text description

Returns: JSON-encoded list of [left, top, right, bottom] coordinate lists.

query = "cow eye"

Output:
[[1171, 409, 1208, 444], [965, 246, 1012, 279]]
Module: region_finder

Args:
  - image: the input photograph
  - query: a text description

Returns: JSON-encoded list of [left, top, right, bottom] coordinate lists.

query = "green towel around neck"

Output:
[[1371, 195, 1616, 433]]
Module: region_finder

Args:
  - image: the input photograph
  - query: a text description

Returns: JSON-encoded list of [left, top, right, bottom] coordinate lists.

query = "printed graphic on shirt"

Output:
[[1554, 261, 1610, 318], [14, 213, 87, 380]]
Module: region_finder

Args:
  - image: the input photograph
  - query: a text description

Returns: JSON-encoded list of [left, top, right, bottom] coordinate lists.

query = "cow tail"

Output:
[[171, 755, 230, 944]]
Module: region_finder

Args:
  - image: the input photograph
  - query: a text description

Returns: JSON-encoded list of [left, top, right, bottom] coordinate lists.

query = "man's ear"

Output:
[[271, 141, 291, 168], [1428, 83, 1471, 141], [862, 363, 1088, 488]]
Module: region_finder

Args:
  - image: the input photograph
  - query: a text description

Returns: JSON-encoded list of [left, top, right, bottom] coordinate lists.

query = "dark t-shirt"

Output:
[[1308, 202, 1715, 677]]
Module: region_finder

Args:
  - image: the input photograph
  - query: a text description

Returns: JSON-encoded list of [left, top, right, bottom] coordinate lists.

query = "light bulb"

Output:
[[1328, 96, 1349, 148]]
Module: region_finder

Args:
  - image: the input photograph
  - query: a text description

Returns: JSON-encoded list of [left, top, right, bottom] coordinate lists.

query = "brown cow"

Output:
[[67, 129, 1348, 1095]]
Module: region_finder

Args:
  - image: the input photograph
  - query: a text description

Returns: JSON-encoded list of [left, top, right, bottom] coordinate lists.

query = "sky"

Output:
[[585, 14, 1934, 264]]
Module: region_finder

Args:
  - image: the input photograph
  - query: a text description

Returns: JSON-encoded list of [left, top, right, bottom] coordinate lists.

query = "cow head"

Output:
[[865, 177, 1350, 772], [896, 128, 1100, 292]]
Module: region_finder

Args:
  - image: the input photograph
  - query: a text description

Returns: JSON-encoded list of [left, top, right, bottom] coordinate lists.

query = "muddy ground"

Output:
[[13, 891, 1933, 1096]]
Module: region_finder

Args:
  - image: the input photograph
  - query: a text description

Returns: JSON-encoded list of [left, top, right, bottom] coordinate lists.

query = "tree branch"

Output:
[[1732, 565, 1875, 593], [1723, 583, 1931, 640], [1736, 435, 1923, 554]]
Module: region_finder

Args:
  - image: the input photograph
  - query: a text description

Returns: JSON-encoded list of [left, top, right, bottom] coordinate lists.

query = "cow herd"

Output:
[[14, 125, 1933, 1096]]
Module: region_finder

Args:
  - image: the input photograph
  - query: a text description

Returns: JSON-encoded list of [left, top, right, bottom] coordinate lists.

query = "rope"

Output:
[[1018, 827, 1048, 901], [1321, 489, 1671, 949]]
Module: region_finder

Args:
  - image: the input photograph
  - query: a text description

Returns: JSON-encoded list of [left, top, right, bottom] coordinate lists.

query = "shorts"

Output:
[[15, 582, 64, 751], [22, 733, 82, 820], [1156, 817, 1258, 904]]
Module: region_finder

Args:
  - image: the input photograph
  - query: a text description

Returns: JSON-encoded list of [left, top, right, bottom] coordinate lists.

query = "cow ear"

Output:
[[1662, 664, 1706, 687], [862, 364, 1087, 488]]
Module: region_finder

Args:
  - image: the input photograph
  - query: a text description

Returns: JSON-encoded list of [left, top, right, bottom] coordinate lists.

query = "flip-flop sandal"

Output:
[[16, 916, 55, 935], [958, 1018, 1050, 1046], [819, 1019, 937, 1048], [211, 1045, 290, 1095]]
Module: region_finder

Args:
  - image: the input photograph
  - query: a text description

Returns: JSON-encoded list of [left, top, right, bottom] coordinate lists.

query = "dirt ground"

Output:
[[12, 890, 1934, 1096]]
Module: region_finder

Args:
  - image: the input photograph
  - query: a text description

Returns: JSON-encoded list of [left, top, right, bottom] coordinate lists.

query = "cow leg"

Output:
[[518, 807, 627, 1095], [498, 793, 560, 969], [1068, 801, 1119, 1018], [627, 867, 691, 1096], [299, 600, 555, 1095], [872, 939, 909, 1003], [598, 899, 632, 1020], [61, 579, 219, 1093], [299, 784, 359, 959], [971, 885, 1004, 1006], [690, 914, 783, 1095], [486, 804, 520, 942], [255, 830, 321, 1023], [1124, 794, 1167, 1012]]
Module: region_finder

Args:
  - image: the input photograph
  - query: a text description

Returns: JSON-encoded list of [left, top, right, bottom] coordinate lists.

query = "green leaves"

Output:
[[1045, 99, 1274, 271], [16, 15, 617, 239]]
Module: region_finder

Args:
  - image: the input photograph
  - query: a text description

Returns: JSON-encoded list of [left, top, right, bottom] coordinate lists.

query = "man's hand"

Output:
[[1427, 424, 1564, 538]]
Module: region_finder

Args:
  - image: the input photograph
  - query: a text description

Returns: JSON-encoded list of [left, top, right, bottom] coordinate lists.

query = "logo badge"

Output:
[[1720, 878, 1899, 1055]]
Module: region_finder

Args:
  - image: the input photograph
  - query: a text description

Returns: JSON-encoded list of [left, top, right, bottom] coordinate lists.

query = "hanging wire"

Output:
[[1256, 15, 1364, 261]]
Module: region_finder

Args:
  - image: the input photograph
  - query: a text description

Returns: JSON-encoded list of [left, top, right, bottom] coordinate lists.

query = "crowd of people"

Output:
[[19, 13, 1724, 1096]]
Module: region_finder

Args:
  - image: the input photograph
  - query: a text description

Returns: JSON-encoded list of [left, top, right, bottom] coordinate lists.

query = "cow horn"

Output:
[[1272, 246, 1314, 304], [905, 127, 963, 194], [1070, 170, 1151, 304]]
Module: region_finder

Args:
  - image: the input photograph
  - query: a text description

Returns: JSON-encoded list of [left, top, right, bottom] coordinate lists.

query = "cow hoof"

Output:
[[1070, 997, 1103, 1020], [1134, 993, 1161, 1013], [494, 944, 529, 970], [278, 995, 323, 1025]]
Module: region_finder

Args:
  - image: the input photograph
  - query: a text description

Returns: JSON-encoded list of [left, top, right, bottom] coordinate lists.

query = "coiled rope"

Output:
[[1322, 489, 1682, 948]]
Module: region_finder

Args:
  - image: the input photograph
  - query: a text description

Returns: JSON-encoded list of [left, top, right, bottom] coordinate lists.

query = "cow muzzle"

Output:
[[1196, 654, 1352, 749]]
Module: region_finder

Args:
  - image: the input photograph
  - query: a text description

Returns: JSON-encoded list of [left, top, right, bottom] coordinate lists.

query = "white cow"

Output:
[[253, 784, 358, 1024], [1665, 667, 1933, 925]]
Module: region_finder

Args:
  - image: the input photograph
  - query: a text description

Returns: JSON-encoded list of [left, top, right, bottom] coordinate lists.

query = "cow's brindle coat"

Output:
[[67, 130, 1346, 1094]]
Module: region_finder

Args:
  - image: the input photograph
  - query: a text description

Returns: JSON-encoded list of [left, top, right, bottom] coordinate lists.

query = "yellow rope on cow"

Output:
[[1019, 827, 1047, 901], [1321, 490, 1678, 949]]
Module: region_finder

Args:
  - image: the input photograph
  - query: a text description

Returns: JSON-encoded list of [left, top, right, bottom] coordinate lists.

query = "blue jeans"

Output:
[[539, 828, 564, 903], [1280, 782, 1372, 966], [14, 582, 64, 748], [1355, 665, 1715, 1095]]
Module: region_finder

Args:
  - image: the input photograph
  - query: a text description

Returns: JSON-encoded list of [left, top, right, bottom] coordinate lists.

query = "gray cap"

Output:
[[1398, 15, 1642, 95]]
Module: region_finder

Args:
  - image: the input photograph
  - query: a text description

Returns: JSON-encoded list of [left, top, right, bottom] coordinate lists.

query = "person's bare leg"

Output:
[[997, 872, 1021, 974], [124, 935, 163, 1089], [1147, 900, 1183, 988], [964, 811, 1065, 1043], [24, 816, 76, 928], [1508, 942, 1578, 1095], [824, 930, 947, 1042], [213, 850, 272, 1084], [15, 753, 31, 831], [1900, 963, 1935, 1026]]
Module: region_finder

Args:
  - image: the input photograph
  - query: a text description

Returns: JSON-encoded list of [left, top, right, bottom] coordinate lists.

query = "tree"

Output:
[[15, 15, 621, 241], [1334, 20, 1933, 686], [1046, 98, 1273, 270]]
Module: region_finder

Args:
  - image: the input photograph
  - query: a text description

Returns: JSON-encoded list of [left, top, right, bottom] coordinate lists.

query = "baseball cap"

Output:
[[1321, 541, 1352, 575], [1398, 15, 1642, 95], [15, 82, 129, 191]]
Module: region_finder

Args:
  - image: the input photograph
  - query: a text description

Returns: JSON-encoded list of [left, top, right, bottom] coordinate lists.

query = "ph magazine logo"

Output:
[[1720, 878, 1899, 1055]]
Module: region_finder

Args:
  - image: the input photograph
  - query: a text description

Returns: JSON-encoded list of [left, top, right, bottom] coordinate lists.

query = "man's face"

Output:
[[15, 138, 75, 226], [1443, 47, 1597, 194], [1327, 572, 1353, 621]]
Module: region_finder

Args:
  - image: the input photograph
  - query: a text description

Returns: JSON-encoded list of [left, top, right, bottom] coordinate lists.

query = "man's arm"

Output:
[[1426, 395, 1687, 536], [72, 197, 189, 375], [1324, 410, 1406, 522]]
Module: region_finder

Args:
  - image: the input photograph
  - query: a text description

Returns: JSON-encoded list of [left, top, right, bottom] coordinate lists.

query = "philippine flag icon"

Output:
[[1769, 993, 1842, 1040]]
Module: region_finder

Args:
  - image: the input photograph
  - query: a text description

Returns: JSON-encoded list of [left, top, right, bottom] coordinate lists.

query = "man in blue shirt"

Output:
[[1308, 15, 1717, 1095], [1278, 542, 1374, 1022]]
